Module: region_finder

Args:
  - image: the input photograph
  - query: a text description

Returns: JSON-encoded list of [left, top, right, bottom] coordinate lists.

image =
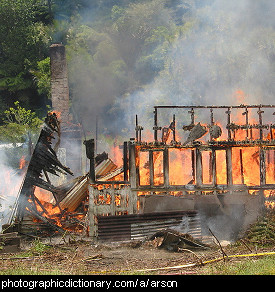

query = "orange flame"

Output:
[[19, 156, 26, 169], [49, 110, 61, 119]]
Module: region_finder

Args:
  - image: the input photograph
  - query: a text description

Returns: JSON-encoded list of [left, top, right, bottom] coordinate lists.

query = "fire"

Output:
[[20, 94, 274, 234], [132, 92, 275, 209], [49, 110, 61, 119], [169, 149, 192, 185], [19, 155, 26, 169], [31, 186, 86, 231], [234, 89, 247, 104], [109, 142, 123, 165], [33, 187, 60, 219]]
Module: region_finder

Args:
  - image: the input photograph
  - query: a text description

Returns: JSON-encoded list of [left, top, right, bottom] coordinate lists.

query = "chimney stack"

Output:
[[49, 44, 83, 176], [50, 44, 71, 126]]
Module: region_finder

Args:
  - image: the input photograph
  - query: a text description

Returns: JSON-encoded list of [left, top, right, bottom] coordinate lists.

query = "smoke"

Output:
[[0, 148, 24, 230], [64, 0, 275, 148], [108, 0, 275, 136]]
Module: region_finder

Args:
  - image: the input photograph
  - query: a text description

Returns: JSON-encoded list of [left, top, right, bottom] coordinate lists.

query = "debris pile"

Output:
[[147, 229, 210, 251], [6, 112, 122, 237]]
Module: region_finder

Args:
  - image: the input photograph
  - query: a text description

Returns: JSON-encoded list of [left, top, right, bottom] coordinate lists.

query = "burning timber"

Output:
[[6, 112, 121, 237], [6, 104, 275, 245], [9, 113, 88, 236], [87, 104, 275, 243]]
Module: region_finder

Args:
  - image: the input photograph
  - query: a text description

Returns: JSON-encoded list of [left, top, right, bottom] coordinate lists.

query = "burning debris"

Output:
[[148, 229, 210, 251], [3, 102, 275, 246], [183, 122, 207, 145], [2, 112, 123, 238], [2, 112, 90, 236], [87, 103, 275, 243]]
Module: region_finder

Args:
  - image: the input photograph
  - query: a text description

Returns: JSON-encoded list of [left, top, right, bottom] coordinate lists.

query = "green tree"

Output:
[[0, 1, 49, 91], [32, 57, 51, 99], [0, 0, 51, 119], [109, 0, 174, 73], [0, 101, 42, 143]]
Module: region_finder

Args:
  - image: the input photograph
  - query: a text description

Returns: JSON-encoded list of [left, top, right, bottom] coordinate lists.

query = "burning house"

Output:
[[5, 102, 275, 244], [86, 104, 275, 242], [3, 44, 274, 245]]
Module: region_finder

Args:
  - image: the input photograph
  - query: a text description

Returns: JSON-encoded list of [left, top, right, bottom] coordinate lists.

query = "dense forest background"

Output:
[[0, 0, 274, 143]]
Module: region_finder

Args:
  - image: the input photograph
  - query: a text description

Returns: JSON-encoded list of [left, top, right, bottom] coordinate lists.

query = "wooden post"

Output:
[[149, 150, 154, 187], [259, 147, 266, 207], [163, 148, 170, 187], [123, 142, 128, 181], [258, 107, 264, 140], [195, 148, 203, 187], [239, 149, 245, 184], [129, 142, 137, 189], [84, 139, 95, 183], [128, 142, 139, 213], [211, 149, 217, 186], [259, 147, 266, 185], [226, 148, 233, 187], [154, 108, 158, 142], [110, 184, 115, 215], [191, 149, 195, 183], [88, 185, 97, 240], [172, 114, 176, 141], [226, 108, 232, 140]]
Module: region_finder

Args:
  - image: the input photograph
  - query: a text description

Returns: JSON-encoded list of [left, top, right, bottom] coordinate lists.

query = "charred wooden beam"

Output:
[[135, 115, 143, 142], [129, 141, 138, 188], [123, 142, 128, 181], [163, 148, 169, 187], [259, 147, 266, 185], [16, 112, 73, 224], [211, 149, 217, 185], [24, 201, 65, 234], [84, 138, 96, 183], [239, 148, 245, 184], [195, 148, 203, 187], [226, 148, 233, 186], [149, 150, 154, 187]]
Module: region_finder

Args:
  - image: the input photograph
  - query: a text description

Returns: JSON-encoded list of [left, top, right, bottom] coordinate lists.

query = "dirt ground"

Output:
[[0, 235, 274, 275]]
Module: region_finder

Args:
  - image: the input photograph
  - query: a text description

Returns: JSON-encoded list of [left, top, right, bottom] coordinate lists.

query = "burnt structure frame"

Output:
[[88, 104, 275, 194], [134, 104, 275, 193], [87, 104, 275, 241]]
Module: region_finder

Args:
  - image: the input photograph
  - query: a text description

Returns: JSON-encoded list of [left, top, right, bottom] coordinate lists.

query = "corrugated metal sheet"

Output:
[[95, 159, 117, 177], [97, 211, 201, 242], [98, 167, 124, 181], [59, 174, 89, 212]]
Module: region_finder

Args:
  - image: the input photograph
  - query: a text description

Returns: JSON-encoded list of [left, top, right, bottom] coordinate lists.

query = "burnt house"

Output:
[[6, 44, 275, 243]]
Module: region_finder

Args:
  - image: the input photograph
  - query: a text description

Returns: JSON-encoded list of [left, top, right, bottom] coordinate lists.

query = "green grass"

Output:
[[202, 255, 275, 275]]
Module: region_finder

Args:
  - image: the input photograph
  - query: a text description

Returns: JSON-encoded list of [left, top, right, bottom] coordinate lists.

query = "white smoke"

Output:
[[0, 148, 25, 231], [112, 0, 275, 135]]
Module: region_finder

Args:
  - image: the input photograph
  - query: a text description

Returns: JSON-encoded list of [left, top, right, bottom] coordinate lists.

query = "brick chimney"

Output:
[[49, 44, 83, 176], [50, 43, 71, 126]]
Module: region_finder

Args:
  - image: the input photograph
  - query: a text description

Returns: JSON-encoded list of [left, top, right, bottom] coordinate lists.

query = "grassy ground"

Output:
[[201, 255, 275, 275], [0, 239, 274, 275], [0, 210, 274, 275], [0, 255, 274, 275]]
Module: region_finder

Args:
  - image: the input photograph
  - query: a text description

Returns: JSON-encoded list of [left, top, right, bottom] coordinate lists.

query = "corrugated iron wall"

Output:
[[96, 211, 201, 242]]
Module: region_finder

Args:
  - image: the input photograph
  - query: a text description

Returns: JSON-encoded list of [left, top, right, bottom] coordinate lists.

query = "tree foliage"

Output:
[[0, 101, 42, 143], [0, 0, 49, 91], [0, 0, 274, 140]]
